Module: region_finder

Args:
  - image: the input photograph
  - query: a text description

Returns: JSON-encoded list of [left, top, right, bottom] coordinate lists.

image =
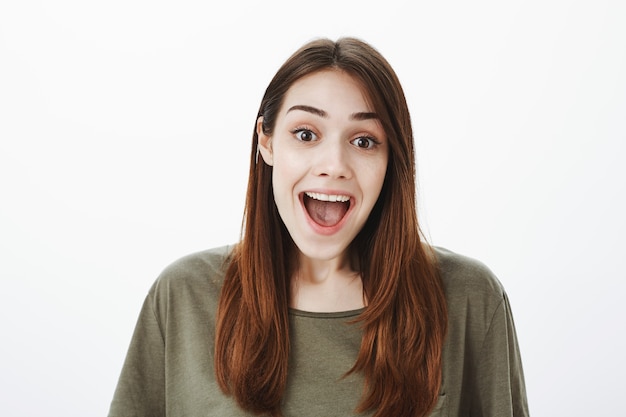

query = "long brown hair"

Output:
[[215, 37, 448, 417]]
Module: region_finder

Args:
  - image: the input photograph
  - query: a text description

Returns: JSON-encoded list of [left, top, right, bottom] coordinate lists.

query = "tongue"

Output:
[[304, 197, 349, 227]]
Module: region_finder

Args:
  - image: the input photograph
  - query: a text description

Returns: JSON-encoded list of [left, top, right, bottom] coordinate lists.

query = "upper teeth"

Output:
[[305, 192, 350, 203]]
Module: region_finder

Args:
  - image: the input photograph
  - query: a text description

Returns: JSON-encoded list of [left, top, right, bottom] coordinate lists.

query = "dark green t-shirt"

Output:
[[108, 245, 528, 416]]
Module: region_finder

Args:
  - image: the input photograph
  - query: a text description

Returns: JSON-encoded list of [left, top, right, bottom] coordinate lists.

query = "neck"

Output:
[[290, 251, 365, 312]]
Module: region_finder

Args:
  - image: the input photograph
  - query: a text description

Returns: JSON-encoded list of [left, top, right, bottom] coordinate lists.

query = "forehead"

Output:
[[281, 69, 374, 114]]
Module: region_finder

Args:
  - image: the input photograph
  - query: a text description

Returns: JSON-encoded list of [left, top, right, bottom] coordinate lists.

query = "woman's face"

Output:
[[258, 69, 388, 264]]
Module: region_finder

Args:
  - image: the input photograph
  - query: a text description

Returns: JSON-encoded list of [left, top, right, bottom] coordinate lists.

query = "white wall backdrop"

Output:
[[1, 0, 624, 416]]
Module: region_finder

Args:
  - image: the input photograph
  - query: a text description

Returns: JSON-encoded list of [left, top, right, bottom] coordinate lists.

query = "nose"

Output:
[[312, 138, 352, 179]]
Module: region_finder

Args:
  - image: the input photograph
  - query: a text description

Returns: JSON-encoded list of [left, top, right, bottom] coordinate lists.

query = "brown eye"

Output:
[[351, 136, 376, 149], [294, 129, 317, 142]]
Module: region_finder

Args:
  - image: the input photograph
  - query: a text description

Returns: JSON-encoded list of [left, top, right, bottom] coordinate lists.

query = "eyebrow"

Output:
[[350, 111, 379, 121], [287, 105, 379, 121]]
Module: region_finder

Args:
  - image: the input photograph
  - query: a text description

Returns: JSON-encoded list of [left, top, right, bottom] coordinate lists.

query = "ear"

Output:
[[256, 117, 274, 166]]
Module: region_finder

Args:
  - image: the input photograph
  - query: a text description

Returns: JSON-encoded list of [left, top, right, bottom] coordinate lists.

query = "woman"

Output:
[[109, 37, 529, 417]]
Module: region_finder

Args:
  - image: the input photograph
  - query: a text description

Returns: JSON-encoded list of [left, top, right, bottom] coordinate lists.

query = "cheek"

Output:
[[271, 154, 304, 202], [365, 157, 388, 200], [272, 144, 307, 178]]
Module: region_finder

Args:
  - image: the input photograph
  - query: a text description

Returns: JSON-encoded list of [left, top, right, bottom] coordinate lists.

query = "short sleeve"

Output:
[[472, 293, 529, 417], [108, 291, 166, 417]]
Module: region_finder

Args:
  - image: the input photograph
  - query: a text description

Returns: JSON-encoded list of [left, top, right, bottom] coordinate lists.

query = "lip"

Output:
[[299, 189, 355, 236]]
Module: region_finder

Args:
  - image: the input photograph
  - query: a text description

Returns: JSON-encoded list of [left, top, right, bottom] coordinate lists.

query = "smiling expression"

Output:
[[257, 69, 389, 264]]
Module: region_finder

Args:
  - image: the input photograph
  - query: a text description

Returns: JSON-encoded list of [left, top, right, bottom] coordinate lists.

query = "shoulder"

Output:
[[434, 248, 529, 413], [433, 246, 510, 349], [154, 244, 234, 287], [432, 246, 507, 327], [147, 244, 235, 314], [433, 246, 505, 301]]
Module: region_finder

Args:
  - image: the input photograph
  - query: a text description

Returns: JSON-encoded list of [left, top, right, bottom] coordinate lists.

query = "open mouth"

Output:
[[302, 192, 351, 227]]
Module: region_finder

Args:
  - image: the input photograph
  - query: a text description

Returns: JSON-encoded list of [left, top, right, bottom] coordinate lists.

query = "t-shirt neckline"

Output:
[[288, 307, 365, 319]]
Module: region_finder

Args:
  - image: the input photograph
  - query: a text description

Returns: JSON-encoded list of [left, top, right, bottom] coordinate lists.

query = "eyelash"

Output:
[[290, 127, 381, 149], [351, 136, 380, 149], [291, 127, 318, 142]]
